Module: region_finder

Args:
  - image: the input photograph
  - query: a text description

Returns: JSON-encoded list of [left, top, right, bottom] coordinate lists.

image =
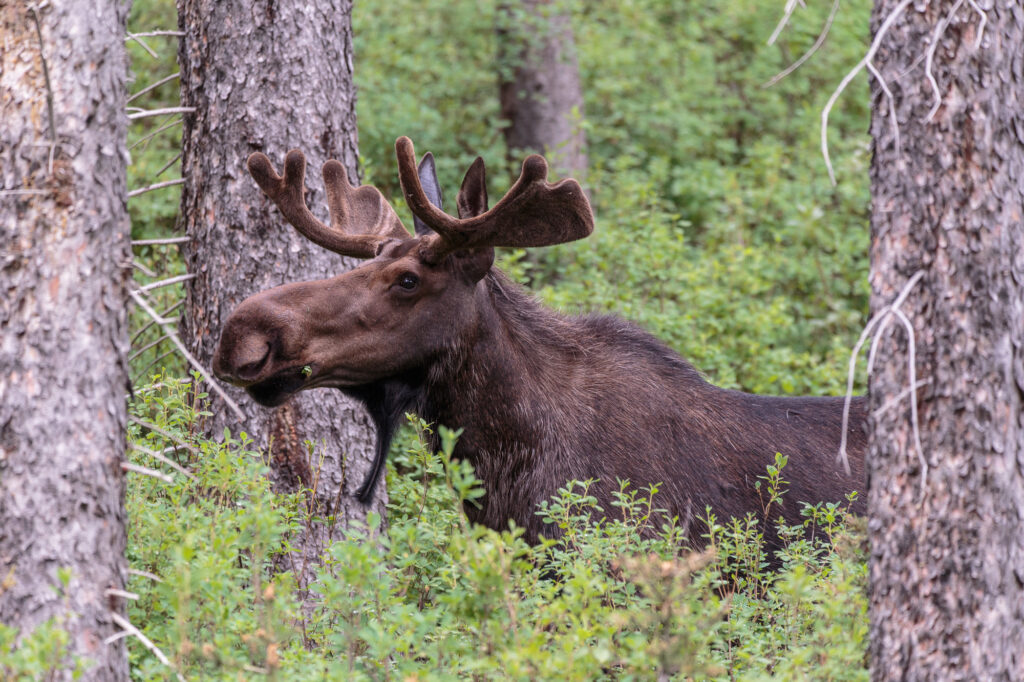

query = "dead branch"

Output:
[[924, 0, 965, 122], [838, 270, 924, 475], [129, 290, 246, 421], [128, 443, 196, 481], [763, 0, 840, 88], [127, 72, 181, 104], [121, 462, 173, 484], [821, 0, 912, 185], [127, 106, 195, 121], [131, 236, 190, 246], [127, 178, 185, 198], [767, 0, 807, 46], [107, 612, 186, 682]]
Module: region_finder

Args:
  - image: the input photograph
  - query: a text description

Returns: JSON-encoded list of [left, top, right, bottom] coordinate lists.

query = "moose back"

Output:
[[213, 137, 867, 554]]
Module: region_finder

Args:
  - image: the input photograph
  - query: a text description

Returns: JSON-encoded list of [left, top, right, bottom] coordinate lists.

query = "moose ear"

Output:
[[457, 157, 488, 219], [412, 152, 443, 237]]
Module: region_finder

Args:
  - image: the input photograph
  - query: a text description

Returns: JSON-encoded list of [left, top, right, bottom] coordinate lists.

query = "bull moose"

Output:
[[213, 137, 866, 554]]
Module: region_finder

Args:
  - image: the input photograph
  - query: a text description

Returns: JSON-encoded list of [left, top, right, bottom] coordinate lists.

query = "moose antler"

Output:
[[247, 150, 410, 259], [395, 137, 593, 260]]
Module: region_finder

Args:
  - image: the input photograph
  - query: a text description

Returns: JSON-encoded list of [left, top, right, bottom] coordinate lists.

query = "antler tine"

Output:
[[247, 150, 409, 260], [395, 137, 594, 258]]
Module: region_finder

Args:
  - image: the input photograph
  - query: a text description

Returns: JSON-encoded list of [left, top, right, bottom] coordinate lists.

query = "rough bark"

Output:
[[0, 2, 131, 680], [498, 0, 588, 181], [867, 2, 1024, 679], [176, 0, 385, 597]]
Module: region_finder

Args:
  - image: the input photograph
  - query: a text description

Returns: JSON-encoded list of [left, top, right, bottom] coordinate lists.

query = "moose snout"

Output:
[[213, 326, 275, 386]]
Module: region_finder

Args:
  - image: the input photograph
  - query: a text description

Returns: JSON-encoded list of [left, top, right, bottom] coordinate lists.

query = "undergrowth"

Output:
[[109, 375, 868, 680]]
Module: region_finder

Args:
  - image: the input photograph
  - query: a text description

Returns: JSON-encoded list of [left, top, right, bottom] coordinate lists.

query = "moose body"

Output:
[[214, 138, 866, 555]]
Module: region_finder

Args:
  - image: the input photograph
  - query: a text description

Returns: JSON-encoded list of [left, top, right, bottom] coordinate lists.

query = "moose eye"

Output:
[[396, 272, 419, 290]]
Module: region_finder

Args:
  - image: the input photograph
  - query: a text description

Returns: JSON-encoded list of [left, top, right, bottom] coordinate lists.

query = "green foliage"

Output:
[[354, 0, 873, 395], [0, 618, 83, 680], [115, 382, 867, 680], [111, 0, 877, 678]]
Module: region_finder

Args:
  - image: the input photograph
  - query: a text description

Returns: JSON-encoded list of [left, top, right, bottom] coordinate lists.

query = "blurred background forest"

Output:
[[127, 0, 872, 396], [60, 0, 878, 678]]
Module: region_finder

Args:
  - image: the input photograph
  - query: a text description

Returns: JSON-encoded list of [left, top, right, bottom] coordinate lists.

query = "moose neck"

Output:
[[418, 269, 590, 533]]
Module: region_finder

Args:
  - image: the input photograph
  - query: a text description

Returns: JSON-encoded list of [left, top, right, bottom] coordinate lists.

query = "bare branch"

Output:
[[866, 60, 901, 158], [127, 568, 164, 582], [128, 443, 196, 481], [821, 0, 912, 185], [107, 612, 186, 682], [104, 588, 140, 601], [129, 290, 246, 421], [132, 236, 190, 246], [127, 177, 185, 198], [125, 33, 158, 58], [121, 461, 173, 483], [127, 72, 181, 104], [155, 152, 182, 178], [872, 379, 931, 418], [767, 0, 806, 46], [128, 117, 182, 151], [127, 106, 195, 121], [135, 273, 195, 293], [130, 299, 184, 344], [128, 334, 170, 362], [131, 260, 157, 278], [129, 415, 201, 455], [763, 0, 840, 88], [924, 0, 965, 123], [893, 307, 927, 499], [839, 270, 924, 474], [128, 30, 184, 38], [131, 348, 177, 384]]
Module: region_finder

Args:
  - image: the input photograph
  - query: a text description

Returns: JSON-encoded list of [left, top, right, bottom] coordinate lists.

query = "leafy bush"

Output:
[[113, 377, 867, 680]]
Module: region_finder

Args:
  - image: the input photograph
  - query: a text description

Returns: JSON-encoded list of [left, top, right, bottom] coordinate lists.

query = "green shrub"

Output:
[[116, 378, 867, 680]]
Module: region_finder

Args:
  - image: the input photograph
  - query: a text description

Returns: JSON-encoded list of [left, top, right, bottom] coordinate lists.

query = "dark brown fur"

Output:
[[412, 271, 866, 552], [213, 139, 867, 558]]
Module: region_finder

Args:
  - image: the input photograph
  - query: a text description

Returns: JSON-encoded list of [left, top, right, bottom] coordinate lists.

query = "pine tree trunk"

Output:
[[867, 2, 1024, 678], [498, 0, 588, 181], [176, 0, 384, 599], [0, 2, 131, 679]]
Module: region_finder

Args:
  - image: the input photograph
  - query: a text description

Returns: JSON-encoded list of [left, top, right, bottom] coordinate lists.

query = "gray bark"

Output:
[[867, 2, 1024, 679], [498, 0, 588, 181], [0, 2, 131, 680], [176, 0, 384, 600]]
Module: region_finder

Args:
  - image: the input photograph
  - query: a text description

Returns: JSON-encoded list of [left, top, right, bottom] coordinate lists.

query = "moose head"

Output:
[[214, 138, 592, 405], [213, 137, 595, 501]]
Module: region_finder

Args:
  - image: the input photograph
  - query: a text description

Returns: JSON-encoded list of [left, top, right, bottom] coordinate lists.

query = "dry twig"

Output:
[[838, 270, 924, 482], [821, 0, 912, 185], [107, 612, 186, 682], [127, 177, 185, 198], [129, 290, 246, 420], [763, 0, 840, 88]]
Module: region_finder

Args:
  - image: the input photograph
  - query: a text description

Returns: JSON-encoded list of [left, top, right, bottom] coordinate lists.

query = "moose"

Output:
[[213, 137, 866, 555]]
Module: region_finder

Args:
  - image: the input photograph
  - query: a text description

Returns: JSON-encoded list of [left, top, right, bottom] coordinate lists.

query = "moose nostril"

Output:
[[236, 342, 272, 381]]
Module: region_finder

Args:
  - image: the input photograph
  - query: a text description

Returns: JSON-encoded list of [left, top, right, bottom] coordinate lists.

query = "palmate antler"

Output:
[[246, 137, 594, 262], [395, 136, 594, 261], [246, 150, 410, 259]]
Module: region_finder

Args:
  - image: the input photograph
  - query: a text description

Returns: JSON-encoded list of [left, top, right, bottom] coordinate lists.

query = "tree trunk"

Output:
[[867, 2, 1024, 678], [498, 0, 588, 181], [0, 2, 131, 680], [176, 0, 384, 599]]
